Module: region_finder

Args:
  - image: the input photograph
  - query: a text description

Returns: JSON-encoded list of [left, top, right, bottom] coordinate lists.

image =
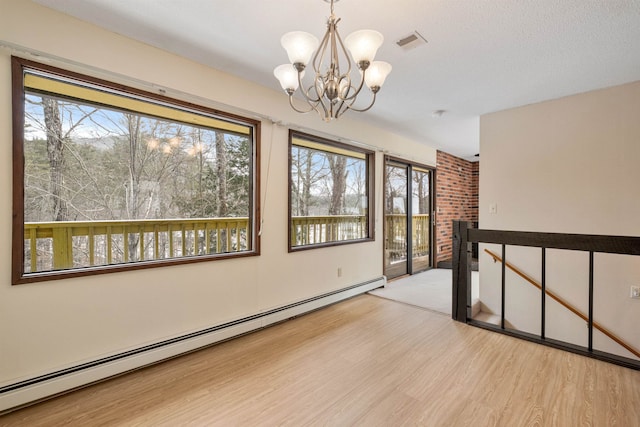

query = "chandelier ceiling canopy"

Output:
[[274, 0, 392, 122]]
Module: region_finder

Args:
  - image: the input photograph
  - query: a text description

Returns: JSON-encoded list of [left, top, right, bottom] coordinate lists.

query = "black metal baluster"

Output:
[[588, 251, 594, 352], [541, 247, 546, 340], [501, 244, 506, 329]]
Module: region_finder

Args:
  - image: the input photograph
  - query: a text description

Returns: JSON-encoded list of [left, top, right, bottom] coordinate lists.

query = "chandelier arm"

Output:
[[339, 69, 366, 102], [330, 22, 340, 79], [312, 77, 325, 103], [295, 72, 322, 103], [334, 97, 349, 118], [330, 99, 338, 119], [339, 91, 377, 116], [334, 27, 352, 79], [287, 93, 318, 114], [313, 27, 331, 76], [308, 65, 332, 120], [335, 89, 360, 117], [316, 90, 331, 120]]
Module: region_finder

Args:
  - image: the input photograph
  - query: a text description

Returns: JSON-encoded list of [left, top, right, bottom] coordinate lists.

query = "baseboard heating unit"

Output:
[[0, 277, 385, 413]]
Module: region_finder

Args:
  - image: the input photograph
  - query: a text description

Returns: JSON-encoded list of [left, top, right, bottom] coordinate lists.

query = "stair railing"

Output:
[[452, 220, 640, 370], [485, 248, 640, 359]]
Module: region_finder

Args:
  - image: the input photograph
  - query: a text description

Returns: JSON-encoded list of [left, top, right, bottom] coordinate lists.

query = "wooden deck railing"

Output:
[[290, 214, 431, 249], [384, 214, 430, 259], [24, 218, 250, 272], [291, 215, 367, 246], [25, 214, 432, 272]]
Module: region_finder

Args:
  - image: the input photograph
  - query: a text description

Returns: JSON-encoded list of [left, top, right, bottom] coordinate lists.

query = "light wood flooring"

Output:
[[1, 295, 639, 426]]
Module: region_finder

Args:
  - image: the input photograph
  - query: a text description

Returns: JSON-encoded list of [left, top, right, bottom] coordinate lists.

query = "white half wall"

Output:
[[479, 80, 640, 360]]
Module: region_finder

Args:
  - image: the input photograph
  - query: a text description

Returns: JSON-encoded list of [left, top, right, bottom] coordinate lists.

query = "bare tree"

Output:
[[413, 170, 429, 214], [215, 131, 228, 217], [291, 148, 331, 216], [328, 154, 347, 215], [125, 114, 142, 219], [215, 131, 228, 251], [42, 99, 69, 221], [301, 150, 312, 216]]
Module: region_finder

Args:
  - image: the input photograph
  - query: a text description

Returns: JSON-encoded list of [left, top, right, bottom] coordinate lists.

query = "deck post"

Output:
[[52, 227, 73, 269]]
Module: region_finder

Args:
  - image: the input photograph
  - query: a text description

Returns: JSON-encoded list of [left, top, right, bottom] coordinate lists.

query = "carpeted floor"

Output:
[[368, 268, 479, 315]]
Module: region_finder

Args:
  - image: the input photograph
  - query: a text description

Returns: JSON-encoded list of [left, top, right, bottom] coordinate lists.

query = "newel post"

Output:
[[452, 220, 472, 322]]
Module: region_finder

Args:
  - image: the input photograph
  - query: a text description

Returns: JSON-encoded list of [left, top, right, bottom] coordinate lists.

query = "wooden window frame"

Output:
[[288, 130, 375, 252], [11, 57, 261, 284]]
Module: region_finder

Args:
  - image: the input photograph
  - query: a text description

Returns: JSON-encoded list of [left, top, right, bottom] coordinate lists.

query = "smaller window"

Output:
[[289, 131, 374, 251]]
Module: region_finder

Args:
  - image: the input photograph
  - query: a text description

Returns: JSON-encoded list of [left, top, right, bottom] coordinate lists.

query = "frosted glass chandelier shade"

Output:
[[281, 31, 319, 66], [274, 64, 303, 91], [344, 30, 384, 64], [364, 61, 392, 90]]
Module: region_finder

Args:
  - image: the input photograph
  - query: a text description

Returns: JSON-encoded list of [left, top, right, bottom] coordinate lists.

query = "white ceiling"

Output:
[[33, 0, 640, 159]]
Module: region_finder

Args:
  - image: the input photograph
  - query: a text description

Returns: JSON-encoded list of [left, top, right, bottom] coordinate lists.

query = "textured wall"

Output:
[[479, 80, 640, 359]]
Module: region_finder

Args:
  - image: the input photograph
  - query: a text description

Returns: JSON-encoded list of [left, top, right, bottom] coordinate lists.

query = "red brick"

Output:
[[435, 151, 479, 263]]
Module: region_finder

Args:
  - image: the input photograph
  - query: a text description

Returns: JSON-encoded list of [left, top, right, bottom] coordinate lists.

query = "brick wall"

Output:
[[435, 151, 479, 263]]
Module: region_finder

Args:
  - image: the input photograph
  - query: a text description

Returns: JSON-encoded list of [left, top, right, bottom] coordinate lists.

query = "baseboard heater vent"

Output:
[[0, 277, 385, 413]]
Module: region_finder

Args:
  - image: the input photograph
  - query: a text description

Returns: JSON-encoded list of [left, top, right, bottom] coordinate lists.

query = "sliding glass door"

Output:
[[384, 158, 434, 280], [384, 162, 409, 278], [411, 167, 432, 272]]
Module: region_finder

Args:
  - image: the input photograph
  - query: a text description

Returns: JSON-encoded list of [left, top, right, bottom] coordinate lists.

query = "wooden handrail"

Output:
[[484, 248, 640, 359]]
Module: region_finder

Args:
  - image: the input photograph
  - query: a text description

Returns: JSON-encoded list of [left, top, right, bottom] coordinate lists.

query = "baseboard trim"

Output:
[[0, 277, 385, 413]]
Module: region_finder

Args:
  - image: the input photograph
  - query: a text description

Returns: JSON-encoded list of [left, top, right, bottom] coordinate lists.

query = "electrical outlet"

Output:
[[631, 286, 640, 299], [337, 267, 342, 278]]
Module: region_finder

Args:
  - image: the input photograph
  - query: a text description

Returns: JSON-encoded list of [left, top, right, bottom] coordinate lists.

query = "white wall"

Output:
[[479, 80, 640, 359], [0, 1, 437, 389]]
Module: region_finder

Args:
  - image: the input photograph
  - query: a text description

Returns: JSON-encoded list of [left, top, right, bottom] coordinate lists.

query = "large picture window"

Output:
[[12, 57, 260, 284], [289, 131, 374, 250]]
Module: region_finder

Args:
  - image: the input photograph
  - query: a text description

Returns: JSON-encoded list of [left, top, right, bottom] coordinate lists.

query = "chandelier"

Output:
[[273, 0, 392, 122]]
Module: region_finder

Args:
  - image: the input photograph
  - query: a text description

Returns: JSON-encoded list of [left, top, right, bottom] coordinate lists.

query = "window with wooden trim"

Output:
[[289, 130, 374, 250], [12, 57, 260, 284]]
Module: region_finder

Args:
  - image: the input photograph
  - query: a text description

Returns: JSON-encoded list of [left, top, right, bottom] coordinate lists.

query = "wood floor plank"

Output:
[[1, 295, 639, 426]]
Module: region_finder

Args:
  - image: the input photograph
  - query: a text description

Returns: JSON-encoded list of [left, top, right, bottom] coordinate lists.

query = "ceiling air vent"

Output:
[[396, 31, 428, 51]]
